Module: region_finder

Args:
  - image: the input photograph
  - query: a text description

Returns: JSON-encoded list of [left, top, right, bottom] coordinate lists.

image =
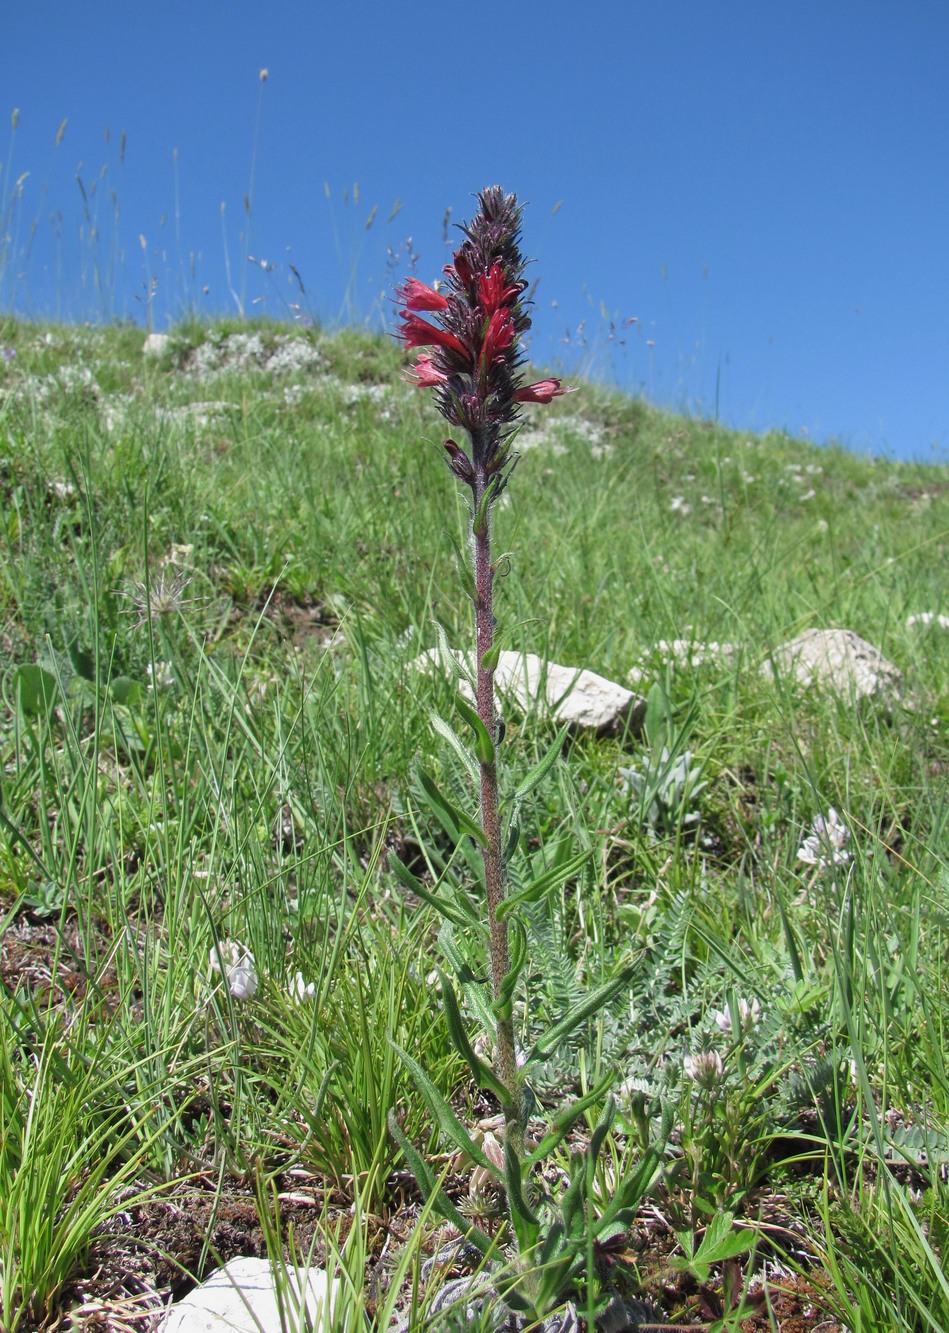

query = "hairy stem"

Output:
[[472, 468, 524, 1156]]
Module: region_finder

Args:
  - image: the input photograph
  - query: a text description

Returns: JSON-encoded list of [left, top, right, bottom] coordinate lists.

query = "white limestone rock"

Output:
[[159, 1256, 339, 1332], [143, 332, 170, 357], [412, 648, 645, 735], [765, 628, 903, 702]]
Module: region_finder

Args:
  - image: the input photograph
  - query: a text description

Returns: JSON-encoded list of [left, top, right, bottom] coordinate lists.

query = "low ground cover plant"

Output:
[[0, 188, 947, 1328]]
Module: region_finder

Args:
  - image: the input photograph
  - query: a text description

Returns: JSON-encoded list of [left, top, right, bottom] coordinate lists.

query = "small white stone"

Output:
[[143, 332, 170, 356], [160, 1256, 340, 1332]]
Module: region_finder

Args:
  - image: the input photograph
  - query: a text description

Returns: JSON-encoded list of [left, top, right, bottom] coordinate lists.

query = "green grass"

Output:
[[0, 317, 948, 1329]]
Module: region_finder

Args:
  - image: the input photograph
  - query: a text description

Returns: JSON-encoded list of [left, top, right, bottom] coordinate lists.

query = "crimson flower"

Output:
[[397, 312, 469, 361], [404, 354, 448, 388], [513, 379, 574, 404], [397, 277, 450, 312], [394, 185, 573, 490]]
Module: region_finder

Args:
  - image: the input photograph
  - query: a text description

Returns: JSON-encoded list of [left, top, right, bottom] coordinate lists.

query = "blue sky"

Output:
[[2, 1, 947, 460]]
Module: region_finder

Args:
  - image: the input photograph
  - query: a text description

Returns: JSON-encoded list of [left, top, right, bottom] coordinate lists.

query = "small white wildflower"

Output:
[[799, 488, 816, 502], [797, 808, 851, 871], [209, 940, 258, 1000], [683, 1049, 723, 1088], [908, 612, 949, 631], [146, 661, 175, 688], [669, 495, 692, 515], [289, 970, 316, 1004], [713, 998, 762, 1036]]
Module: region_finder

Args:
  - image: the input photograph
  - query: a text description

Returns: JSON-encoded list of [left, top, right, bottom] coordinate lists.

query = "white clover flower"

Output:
[[209, 940, 257, 1000], [797, 808, 851, 871], [683, 1049, 723, 1088], [146, 661, 175, 689], [713, 997, 762, 1036], [289, 970, 316, 1004]]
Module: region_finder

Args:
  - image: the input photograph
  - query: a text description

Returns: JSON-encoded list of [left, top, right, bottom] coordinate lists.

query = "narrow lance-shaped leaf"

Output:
[[388, 855, 479, 928], [524, 1072, 617, 1167], [526, 964, 637, 1066], [508, 727, 568, 805], [439, 970, 511, 1107], [497, 847, 592, 920], [429, 711, 479, 785], [504, 1130, 539, 1230], [455, 692, 495, 765], [389, 1040, 494, 1172], [418, 769, 487, 847], [492, 916, 528, 1021], [387, 1109, 493, 1257]]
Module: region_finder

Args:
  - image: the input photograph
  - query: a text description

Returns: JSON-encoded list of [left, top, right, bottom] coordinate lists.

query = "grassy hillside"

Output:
[[1, 318, 948, 1330]]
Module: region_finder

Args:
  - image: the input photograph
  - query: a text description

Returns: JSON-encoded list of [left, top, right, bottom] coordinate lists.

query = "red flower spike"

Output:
[[397, 313, 468, 360], [397, 277, 449, 313], [394, 186, 576, 479], [513, 379, 575, 404]]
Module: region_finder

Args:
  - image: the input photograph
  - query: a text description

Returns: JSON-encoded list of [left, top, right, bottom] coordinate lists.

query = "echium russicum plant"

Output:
[[398, 186, 569, 1129], [388, 188, 665, 1323]]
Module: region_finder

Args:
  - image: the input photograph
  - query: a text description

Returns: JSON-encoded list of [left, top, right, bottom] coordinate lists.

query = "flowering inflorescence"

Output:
[[797, 807, 851, 872], [395, 186, 572, 493]]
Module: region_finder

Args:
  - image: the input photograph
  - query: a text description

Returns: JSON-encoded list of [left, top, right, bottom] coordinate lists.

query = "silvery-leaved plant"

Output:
[[387, 187, 666, 1323]]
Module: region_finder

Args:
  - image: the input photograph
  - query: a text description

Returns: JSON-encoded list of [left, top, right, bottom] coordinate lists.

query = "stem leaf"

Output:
[[388, 855, 479, 927], [509, 728, 568, 805], [417, 769, 487, 847], [455, 693, 495, 766], [526, 965, 636, 1066], [496, 846, 592, 920], [389, 1040, 493, 1172], [439, 970, 511, 1105], [429, 711, 479, 785], [386, 1108, 493, 1256]]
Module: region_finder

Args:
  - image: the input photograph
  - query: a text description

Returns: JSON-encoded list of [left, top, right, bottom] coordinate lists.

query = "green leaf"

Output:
[[11, 665, 60, 717], [509, 728, 568, 804], [504, 1129, 539, 1228], [386, 1109, 493, 1257], [439, 971, 511, 1105], [526, 965, 636, 1065], [454, 693, 495, 765], [109, 676, 144, 707], [670, 1210, 756, 1283], [388, 855, 479, 928], [418, 769, 487, 847], [524, 1072, 617, 1167], [429, 712, 479, 785], [389, 1040, 493, 1172], [497, 846, 592, 920], [492, 917, 528, 1021], [480, 645, 501, 672]]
